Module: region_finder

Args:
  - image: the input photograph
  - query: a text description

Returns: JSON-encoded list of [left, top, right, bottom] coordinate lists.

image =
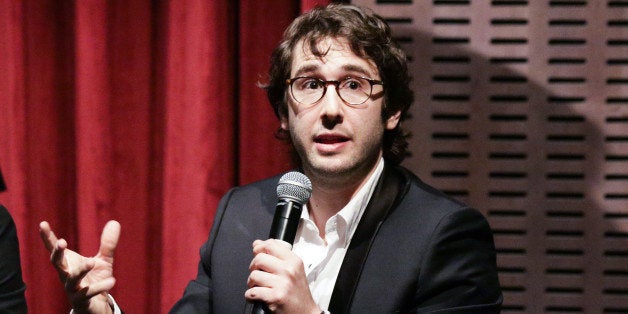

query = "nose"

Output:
[[319, 84, 344, 127]]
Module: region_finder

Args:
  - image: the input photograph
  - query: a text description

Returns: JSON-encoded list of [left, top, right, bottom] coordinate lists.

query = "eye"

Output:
[[296, 78, 323, 90], [341, 77, 364, 90]]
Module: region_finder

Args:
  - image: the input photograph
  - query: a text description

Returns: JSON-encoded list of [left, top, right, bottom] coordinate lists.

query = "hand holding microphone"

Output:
[[247, 172, 320, 314]]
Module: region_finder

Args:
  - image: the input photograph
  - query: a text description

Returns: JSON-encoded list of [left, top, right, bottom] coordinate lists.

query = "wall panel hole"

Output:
[[490, 114, 527, 121], [546, 153, 585, 160], [608, 19, 628, 27], [545, 306, 583, 313], [489, 152, 527, 159], [488, 209, 526, 216], [546, 135, 585, 141], [432, 0, 470, 5], [490, 95, 528, 102], [548, 57, 586, 64], [432, 113, 469, 120], [546, 268, 584, 275], [432, 75, 470, 82], [546, 230, 584, 237], [431, 170, 469, 177], [549, 38, 587, 45], [491, 75, 528, 83], [547, 96, 586, 103], [606, 59, 628, 65], [432, 132, 469, 140], [605, 116, 628, 123], [490, 57, 528, 64], [491, 18, 528, 25], [546, 249, 584, 256], [546, 210, 584, 218], [433, 18, 469, 24], [489, 171, 527, 178], [549, 19, 587, 26], [432, 94, 470, 101], [490, 133, 527, 141], [546, 172, 585, 180], [432, 36, 470, 44], [547, 115, 585, 122], [549, 1, 587, 6], [432, 56, 470, 63], [548, 77, 586, 84], [492, 0, 528, 5], [546, 287, 584, 293], [546, 192, 585, 199], [492, 38, 528, 44]]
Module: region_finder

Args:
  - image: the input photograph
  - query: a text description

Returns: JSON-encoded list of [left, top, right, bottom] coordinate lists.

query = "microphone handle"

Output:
[[269, 200, 303, 243], [249, 200, 304, 314], [251, 302, 269, 314]]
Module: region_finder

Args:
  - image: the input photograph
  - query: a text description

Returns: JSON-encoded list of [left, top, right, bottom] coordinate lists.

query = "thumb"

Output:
[[98, 220, 121, 260]]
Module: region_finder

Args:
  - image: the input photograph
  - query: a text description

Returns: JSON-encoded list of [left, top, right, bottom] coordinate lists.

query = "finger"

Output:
[[97, 220, 121, 260], [39, 221, 59, 252], [79, 277, 116, 299], [245, 285, 274, 304], [252, 239, 293, 259], [64, 258, 96, 292], [247, 269, 276, 289], [50, 238, 68, 268], [249, 250, 282, 273], [86, 277, 116, 298], [70, 277, 116, 309], [252, 239, 263, 247]]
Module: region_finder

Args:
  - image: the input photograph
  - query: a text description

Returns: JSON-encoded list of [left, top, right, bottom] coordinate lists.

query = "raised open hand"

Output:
[[39, 220, 120, 314]]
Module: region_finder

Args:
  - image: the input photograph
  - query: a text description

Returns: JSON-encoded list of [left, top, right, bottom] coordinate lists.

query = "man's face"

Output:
[[281, 37, 400, 181]]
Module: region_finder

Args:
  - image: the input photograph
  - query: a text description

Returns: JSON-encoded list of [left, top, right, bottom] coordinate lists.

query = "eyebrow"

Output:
[[292, 63, 376, 78]]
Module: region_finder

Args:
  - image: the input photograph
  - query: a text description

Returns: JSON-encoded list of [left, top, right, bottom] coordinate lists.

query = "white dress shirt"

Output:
[[292, 157, 385, 311]]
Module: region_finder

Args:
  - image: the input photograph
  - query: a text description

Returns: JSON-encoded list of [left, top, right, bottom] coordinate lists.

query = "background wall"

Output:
[[353, 0, 628, 312]]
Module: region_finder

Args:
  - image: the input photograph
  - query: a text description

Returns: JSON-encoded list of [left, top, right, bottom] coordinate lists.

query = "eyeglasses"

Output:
[[286, 76, 384, 106]]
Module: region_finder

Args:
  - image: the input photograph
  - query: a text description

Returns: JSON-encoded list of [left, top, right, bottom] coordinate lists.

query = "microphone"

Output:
[[251, 171, 312, 314]]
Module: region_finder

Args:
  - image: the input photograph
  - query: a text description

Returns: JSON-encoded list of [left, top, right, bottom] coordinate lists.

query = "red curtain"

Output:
[[0, 0, 330, 313]]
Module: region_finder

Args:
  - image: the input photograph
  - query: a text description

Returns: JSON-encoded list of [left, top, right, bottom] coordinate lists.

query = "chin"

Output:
[[307, 157, 362, 177]]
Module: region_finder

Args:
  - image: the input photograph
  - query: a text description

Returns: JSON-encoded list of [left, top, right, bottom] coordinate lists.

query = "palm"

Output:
[[61, 249, 113, 289], [40, 220, 120, 314]]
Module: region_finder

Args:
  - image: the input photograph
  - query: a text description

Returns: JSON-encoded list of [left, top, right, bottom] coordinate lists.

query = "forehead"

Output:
[[290, 37, 379, 78]]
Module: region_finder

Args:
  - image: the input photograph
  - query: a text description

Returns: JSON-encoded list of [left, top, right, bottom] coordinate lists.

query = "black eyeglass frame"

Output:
[[285, 76, 384, 106]]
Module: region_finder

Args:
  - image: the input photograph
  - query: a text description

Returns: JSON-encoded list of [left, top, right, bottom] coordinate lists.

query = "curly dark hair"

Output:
[[265, 4, 414, 165]]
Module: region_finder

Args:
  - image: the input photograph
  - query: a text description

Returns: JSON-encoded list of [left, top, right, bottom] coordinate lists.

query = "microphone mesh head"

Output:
[[277, 171, 312, 204]]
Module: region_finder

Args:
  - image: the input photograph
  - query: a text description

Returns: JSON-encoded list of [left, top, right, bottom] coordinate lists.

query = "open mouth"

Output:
[[314, 134, 349, 144]]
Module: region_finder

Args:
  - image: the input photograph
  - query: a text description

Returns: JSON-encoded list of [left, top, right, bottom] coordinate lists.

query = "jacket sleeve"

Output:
[[0, 205, 28, 314], [169, 188, 237, 314], [168, 240, 214, 313], [411, 208, 503, 313]]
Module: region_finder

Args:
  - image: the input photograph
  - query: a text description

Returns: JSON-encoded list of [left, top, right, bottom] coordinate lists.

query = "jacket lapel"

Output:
[[328, 165, 408, 313]]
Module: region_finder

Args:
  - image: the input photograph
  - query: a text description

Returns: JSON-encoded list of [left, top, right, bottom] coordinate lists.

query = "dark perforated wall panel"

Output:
[[352, 0, 628, 312]]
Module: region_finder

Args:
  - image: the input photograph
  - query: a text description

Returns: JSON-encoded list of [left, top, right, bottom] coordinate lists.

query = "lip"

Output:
[[313, 133, 350, 153]]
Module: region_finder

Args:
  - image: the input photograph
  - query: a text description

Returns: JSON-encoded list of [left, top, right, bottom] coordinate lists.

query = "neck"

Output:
[[305, 157, 382, 235]]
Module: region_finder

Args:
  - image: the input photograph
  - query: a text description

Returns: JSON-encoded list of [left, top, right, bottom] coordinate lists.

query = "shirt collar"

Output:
[[301, 157, 385, 245]]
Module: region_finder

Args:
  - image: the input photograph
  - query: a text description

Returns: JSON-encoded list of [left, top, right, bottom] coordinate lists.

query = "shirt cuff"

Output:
[[69, 294, 121, 314], [108, 294, 123, 314]]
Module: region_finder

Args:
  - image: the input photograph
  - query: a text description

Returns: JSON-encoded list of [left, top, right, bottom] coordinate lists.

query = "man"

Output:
[[40, 4, 502, 313]]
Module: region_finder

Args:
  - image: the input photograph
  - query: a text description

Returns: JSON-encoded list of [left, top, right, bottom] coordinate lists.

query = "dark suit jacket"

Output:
[[0, 205, 27, 313], [170, 165, 502, 313]]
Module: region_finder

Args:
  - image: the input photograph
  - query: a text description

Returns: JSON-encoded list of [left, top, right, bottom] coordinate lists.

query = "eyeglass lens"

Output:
[[290, 77, 374, 106]]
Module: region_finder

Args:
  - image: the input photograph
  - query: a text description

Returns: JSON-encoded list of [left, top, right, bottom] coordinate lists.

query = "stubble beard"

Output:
[[290, 129, 383, 188]]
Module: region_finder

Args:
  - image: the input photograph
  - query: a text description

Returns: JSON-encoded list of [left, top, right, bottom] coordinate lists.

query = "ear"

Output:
[[385, 111, 401, 130], [280, 115, 289, 131]]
